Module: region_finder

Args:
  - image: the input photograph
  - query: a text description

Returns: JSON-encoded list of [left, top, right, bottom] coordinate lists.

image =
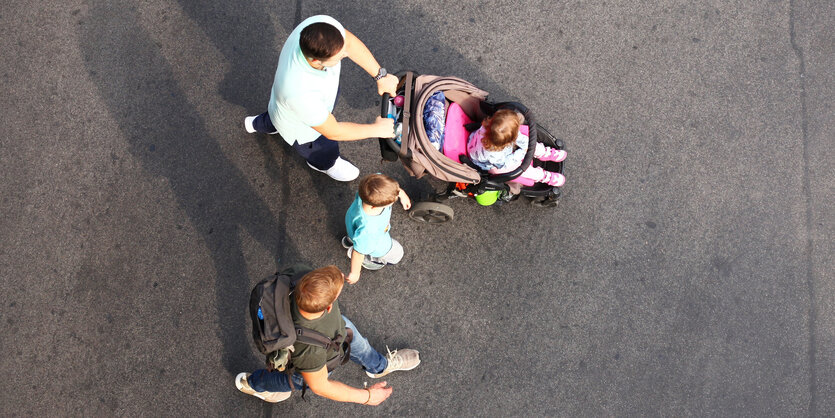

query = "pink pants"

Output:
[[491, 143, 559, 186]]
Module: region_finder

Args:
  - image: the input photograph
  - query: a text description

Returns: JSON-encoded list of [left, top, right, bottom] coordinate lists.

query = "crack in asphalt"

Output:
[[788, 1, 817, 416]]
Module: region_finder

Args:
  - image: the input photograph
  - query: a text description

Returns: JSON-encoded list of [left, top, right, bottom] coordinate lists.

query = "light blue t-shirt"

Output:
[[268, 15, 345, 145], [345, 194, 393, 257]]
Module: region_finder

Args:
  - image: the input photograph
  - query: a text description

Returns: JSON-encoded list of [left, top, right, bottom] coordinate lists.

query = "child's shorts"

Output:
[[347, 238, 403, 267]]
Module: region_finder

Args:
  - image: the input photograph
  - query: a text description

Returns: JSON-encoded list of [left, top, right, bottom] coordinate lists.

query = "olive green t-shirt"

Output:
[[290, 297, 347, 373]]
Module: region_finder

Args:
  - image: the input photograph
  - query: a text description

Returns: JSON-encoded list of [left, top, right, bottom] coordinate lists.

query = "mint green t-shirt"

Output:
[[268, 15, 345, 145]]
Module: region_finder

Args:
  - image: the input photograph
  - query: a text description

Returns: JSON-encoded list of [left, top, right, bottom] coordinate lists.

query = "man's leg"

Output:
[[342, 315, 422, 379], [292, 135, 340, 171], [293, 136, 359, 181], [247, 369, 304, 392], [244, 112, 278, 134], [342, 315, 387, 375], [235, 369, 301, 403]]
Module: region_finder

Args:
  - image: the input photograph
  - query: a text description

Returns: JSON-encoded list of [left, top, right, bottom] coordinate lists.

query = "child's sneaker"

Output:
[[362, 259, 386, 270], [366, 347, 421, 378], [542, 171, 565, 187], [235, 373, 291, 403], [344, 240, 386, 270], [540, 148, 567, 162]]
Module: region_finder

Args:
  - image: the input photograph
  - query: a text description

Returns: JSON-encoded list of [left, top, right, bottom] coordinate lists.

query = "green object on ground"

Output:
[[475, 190, 500, 206]]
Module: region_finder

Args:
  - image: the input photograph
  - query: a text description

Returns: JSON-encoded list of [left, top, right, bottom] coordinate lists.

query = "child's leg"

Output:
[[375, 239, 404, 265], [344, 239, 386, 270], [534, 142, 566, 162], [519, 165, 565, 187]]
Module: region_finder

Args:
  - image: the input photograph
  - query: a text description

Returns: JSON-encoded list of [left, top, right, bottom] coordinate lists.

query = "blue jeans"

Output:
[[247, 316, 388, 393]]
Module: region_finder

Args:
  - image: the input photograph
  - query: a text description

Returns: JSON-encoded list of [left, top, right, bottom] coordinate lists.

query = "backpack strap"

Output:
[[294, 326, 353, 370], [295, 327, 341, 351], [292, 327, 353, 400]]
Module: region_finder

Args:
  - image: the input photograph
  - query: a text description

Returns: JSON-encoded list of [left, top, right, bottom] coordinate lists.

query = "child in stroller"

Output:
[[467, 109, 566, 187]]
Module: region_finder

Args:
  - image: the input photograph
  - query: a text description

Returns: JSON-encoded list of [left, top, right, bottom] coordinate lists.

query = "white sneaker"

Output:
[[307, 157, 359, 182], [235, 373, 292, 403], [244, 116, 257, 133]]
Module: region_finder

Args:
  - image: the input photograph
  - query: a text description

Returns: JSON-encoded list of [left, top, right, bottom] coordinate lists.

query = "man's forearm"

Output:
[[311, 379, 370, 404], [326, 121, 381, 141]]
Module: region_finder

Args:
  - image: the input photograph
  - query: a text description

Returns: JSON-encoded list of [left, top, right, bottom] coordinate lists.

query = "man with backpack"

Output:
[[236, 265, 420, 404]]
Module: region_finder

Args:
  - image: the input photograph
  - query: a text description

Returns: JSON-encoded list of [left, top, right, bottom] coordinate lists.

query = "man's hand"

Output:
[[373, 116, 396, 138], [366, 381, 393, 405], [376, 74, 398, 96], [398, 189, 412, 210]]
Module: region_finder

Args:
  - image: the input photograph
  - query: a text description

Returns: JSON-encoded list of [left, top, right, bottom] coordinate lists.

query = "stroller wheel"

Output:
[[409, 201, 454, 223], [531, 196, 559, 208]]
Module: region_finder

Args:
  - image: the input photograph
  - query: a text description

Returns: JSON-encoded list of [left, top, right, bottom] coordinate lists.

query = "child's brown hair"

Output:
[[358, 174, 400, 207], [480, 109, 521, 151]]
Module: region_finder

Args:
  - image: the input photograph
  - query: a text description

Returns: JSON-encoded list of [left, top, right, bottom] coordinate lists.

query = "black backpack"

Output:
[[249, 266, 352, 390]]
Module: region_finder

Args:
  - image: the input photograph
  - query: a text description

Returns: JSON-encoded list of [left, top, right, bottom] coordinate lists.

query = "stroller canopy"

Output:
[[400, 73, 489, 183]]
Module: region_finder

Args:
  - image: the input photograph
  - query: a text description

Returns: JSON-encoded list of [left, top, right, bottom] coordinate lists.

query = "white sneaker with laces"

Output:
[[307, 157, 359, 182], [366, 347, 421, 378]]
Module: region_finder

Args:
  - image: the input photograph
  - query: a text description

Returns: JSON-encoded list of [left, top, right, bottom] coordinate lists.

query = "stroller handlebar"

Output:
[[380, 93, 391, 118], [378, 93, 402, 161]]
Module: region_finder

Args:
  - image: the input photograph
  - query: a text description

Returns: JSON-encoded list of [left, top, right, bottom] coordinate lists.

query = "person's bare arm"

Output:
[[300, 367, 392, 405], [313, 114, 394, 141], [343, 29, 397, 96], [397, 189, 411, 210], [346, 249, 365, 284]]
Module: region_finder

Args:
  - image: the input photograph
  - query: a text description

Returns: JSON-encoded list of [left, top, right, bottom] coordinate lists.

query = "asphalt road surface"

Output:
[[1, 0, 832, 416]]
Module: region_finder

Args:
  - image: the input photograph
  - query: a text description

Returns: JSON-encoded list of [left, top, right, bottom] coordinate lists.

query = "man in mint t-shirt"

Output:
[[244, 15, 398, 182]]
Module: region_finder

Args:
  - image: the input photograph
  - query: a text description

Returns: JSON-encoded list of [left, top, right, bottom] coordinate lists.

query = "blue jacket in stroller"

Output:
[[422, 91, 446, 151]]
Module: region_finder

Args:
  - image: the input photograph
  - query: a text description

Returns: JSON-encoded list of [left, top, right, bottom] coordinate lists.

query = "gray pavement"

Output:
[[1, 0, 832, 416]]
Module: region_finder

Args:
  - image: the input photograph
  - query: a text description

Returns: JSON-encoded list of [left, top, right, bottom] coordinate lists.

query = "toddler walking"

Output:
[[342, 174, 411, 284]]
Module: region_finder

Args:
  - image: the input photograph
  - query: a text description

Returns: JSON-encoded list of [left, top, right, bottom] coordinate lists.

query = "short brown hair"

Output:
[[294, 265, 344, 312], [481, 109, 521, 151], [299, 23, 344, 60], [358, 174, 400, 207]]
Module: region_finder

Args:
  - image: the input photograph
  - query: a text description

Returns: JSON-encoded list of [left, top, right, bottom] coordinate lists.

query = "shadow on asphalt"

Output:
[[78, 2, 307, 407], [78, 0, 537, 414]]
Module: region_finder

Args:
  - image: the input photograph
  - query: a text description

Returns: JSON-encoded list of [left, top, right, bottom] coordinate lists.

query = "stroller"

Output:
[[379, 71, 565, 223]]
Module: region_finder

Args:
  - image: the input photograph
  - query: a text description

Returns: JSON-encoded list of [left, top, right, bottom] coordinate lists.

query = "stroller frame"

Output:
[[379, 71, 564, 223]]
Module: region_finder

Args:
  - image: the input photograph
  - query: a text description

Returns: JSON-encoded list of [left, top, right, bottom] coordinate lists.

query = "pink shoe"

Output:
[[541, 171, 565, 187], [539, 148, 567, 162]]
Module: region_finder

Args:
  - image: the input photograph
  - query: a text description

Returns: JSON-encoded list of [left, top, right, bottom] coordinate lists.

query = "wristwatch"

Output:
[[373, 67, 387, 81]]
